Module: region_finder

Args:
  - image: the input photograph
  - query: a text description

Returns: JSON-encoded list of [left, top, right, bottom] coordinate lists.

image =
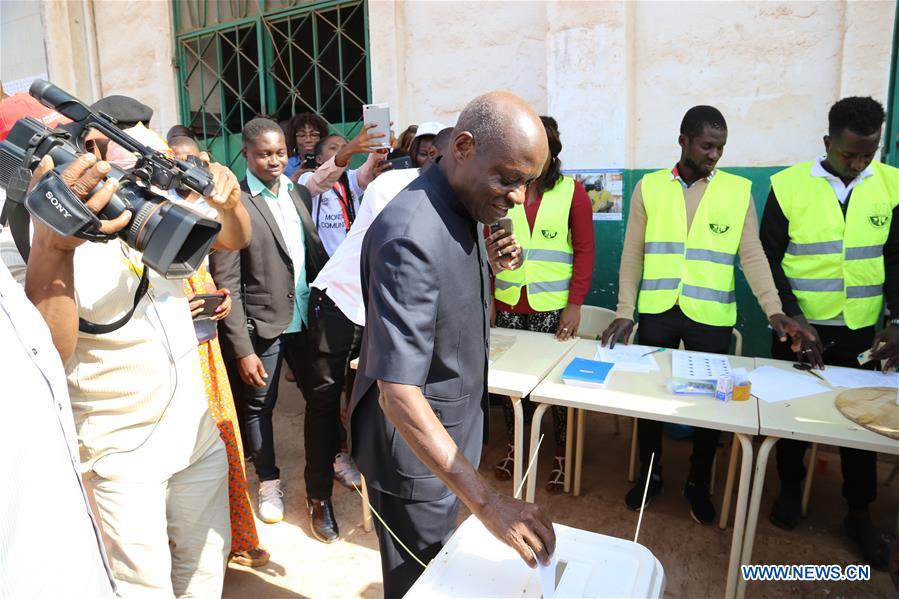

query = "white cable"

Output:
[[633, 451, 655, 544]]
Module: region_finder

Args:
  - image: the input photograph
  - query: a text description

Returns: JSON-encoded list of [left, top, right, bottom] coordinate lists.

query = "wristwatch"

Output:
[[889, 318, 899, 327]]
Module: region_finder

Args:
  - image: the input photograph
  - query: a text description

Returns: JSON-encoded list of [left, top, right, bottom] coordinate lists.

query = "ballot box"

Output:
[[405, 515, 665, 598]]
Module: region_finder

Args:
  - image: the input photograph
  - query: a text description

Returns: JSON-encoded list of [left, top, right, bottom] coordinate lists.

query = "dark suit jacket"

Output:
[[210, 179, 329, 361], [348, 164, 491, 502]]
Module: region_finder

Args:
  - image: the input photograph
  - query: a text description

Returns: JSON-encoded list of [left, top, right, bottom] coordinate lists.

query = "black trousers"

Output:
[[770, 323, 878, 510], [636, 306, 733, 486], [293, 290, 363, 499], [367, 487, 460, 599], [228, 331, 307, 482]]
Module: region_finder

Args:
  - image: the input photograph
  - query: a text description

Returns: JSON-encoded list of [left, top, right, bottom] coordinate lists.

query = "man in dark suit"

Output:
[[349, 91, 556, 597], [210, 118, 330, 532]]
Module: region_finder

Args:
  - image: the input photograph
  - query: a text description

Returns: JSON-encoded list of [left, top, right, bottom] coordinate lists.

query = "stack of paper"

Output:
[[594, 343, 661, 372], [816, 366, 898, 389], [749, 366, 829, 403]]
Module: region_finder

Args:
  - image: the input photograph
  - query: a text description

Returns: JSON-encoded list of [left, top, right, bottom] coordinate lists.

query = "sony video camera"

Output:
[[0, 80, 221, 279]]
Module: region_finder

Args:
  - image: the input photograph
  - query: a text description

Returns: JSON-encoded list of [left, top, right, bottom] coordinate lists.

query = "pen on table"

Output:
[[640, 348, 666, 357]]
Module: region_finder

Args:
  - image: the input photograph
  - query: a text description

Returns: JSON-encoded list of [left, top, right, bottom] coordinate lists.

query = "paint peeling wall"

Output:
[[370, 0, 895, 169], [33, 0, 895, 167]]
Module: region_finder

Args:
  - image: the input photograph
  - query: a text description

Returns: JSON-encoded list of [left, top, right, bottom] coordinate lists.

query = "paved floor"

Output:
[[223, 375, 898, 598]]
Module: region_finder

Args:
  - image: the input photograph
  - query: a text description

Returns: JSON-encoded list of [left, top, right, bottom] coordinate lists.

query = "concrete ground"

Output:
[[223, 374, 898, 598]]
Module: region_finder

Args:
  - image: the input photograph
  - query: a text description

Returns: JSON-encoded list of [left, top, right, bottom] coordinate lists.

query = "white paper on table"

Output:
[[594, 343, 660, 372], [749, 366, 830, 403], [814, 365, 898, 389], [672, 350, 732, 381], [537, 552, 559, 599]]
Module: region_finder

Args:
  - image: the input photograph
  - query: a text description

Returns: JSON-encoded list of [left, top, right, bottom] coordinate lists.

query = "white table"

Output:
[[351, 328, 578, 494], [405, 514, 665, 598], [527, 339, 759, 599], [737, 358, 899, 599]]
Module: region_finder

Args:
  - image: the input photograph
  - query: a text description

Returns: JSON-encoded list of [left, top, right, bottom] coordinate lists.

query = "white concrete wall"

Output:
[[370, 0, 895, 169], [1, 1, 48, 84], [37, 0, 895, 168]]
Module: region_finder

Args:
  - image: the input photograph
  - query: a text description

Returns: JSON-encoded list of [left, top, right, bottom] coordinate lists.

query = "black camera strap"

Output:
[[78, 268, 150, 335]]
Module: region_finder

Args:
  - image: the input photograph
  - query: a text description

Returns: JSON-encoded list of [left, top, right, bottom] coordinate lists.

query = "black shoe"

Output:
[[844, 514, 890, 571], [307, 498, 339, 543], [625, 474, 663, 511], [769, 485, 802, 530], [684, 481, 715, 525]]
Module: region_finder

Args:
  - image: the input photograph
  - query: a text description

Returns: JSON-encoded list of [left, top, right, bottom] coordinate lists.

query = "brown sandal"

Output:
[[494, 443, 514, 481], [230, 546, 271, 568]]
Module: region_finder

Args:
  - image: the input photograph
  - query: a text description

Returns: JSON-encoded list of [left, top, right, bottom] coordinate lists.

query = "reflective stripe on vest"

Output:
[[494, 176, 575, 311], [772, 160, 899, 329], [637, 168, 751, 326]]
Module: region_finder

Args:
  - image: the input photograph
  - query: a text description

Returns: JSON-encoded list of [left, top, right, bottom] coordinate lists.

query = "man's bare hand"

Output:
[[205, 162, 241, 212], [28, 154, 131, 252], [486, 228, 522, 272], [238, 353, 268, 387], [477, 492, 556, 568], [600, 318, 635, 348]]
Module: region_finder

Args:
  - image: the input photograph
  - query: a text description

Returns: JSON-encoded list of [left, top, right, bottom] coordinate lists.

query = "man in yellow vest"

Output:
[[601, 106, 809, 525], [760, 96, 899, 569]]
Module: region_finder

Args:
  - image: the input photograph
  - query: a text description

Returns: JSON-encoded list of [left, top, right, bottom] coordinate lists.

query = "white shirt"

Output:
[[299, 169, 364, 257], [0, 258, 115, 597], [810, 156, 874, 204], [67, 240, 219, 480], [311, 168, 421, 326]]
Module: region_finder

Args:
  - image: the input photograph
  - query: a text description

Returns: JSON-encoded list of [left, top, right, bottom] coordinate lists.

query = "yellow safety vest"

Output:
[[495, 176, 575, 311], [771, 160, 899, 329], [638, 169, 751, 326]]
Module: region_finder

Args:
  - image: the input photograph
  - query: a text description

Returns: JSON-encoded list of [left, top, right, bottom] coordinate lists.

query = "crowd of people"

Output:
[[1, 79, 898, 599]]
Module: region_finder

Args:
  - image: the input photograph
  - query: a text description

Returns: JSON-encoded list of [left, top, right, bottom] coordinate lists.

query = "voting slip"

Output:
[[562, 358, 615, 388], [671, 350, 732, 382], [816, 366, 899, 389], [594, 343, 660, 373], [749, 365, 829, 403]]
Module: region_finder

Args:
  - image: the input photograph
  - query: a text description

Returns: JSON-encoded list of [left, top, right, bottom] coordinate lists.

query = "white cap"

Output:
[[414, 121, 447, 139]]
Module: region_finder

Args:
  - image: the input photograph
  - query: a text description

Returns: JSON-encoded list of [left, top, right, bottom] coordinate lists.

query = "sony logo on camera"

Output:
[[44, 190, 72, 219]]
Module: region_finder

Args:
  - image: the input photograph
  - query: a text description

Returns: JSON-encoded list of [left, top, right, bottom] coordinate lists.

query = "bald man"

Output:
[[348, 92, 556, 596]]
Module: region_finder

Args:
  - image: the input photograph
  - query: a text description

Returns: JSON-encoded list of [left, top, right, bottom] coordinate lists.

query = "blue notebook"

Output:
[[561, 357, 615, 388]]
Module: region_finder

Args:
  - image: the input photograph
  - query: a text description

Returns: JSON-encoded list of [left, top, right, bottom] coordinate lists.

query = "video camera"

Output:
[[0, 80, 221, 279]]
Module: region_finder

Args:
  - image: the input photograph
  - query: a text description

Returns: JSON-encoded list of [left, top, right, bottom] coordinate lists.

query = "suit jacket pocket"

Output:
[[390, 394, 470, 479], [244, 291, 271, 306]]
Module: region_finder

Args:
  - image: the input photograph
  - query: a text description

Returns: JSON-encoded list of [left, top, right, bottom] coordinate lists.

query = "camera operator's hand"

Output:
[[28, 154, 132, 251], [237, 353, 268, 388], [205, 162, 241, 212], [334, 123, 387, 167]]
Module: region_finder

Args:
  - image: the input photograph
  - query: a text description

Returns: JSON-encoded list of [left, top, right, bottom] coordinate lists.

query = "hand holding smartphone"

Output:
[[362, 103, 392, 150], [192, 292, 227, 320]]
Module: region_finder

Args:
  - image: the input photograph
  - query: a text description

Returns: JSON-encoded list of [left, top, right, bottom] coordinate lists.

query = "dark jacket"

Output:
[[348, 165, 491, 502], [210, 179, 329, 360]]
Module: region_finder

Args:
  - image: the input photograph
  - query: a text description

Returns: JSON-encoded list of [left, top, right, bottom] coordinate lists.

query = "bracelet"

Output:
[[889, 318, 899, 327]]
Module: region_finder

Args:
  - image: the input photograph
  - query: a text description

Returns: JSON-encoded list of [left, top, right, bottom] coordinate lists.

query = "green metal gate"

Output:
[[173, 0, 371, 173], [884, 4, 899, 166]]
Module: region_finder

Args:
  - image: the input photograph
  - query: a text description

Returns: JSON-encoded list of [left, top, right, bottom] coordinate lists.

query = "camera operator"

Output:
[[1, 153, 117, 598], [16, 142, 246, 596]]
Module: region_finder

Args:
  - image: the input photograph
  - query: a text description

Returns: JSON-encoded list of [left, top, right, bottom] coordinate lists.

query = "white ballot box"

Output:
[[405, 515, 665, 598]]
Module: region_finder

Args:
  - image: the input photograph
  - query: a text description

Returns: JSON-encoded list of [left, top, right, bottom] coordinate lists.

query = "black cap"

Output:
[[90, 95, 153, 127]]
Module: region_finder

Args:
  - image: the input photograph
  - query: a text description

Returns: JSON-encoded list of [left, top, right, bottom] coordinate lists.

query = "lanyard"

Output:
[[332, 181, 354, 231]]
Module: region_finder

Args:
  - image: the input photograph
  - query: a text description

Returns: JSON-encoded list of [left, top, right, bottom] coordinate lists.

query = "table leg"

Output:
[[564, 407, 574, 494], [361, 476, 373, 533], [719, 434, 740, 529], [628, 418, 638, 483], [736, 436, 778, 599], [574, 408, 586, 496], [525, 403, 550, 502], [801, 442, 817, 518], [512, 396, 524, 497], [724, 433, 754, 599]]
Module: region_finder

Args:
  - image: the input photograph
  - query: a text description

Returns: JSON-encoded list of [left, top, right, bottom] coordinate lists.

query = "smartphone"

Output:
[[301, 152, 317, 170], [193, 292, 226, 320], [383, 155, 413, 170], [362, 103, 392, 150], [489, 217, 514, 236]]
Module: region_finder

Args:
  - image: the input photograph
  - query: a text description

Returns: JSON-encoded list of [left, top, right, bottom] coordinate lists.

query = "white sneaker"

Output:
[[333, 452, 362, 489], [258, 479, 284, 523]]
